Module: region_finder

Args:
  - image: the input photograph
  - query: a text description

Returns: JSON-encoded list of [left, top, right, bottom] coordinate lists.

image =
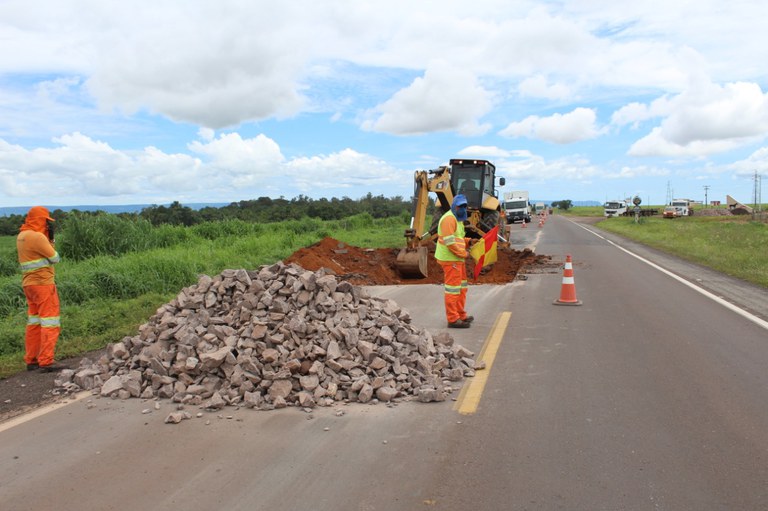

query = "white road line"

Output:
[[0, 391, 91, 433], [525, 230, 543, 252], [569, 220, 768, 331]]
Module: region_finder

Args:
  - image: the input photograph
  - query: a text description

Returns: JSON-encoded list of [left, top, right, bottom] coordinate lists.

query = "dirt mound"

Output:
[[284, 237, 551, 285]]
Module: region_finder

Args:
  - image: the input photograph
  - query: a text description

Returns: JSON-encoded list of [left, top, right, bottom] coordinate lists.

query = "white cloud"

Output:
[[189, 133, 284, 173], [0, 131, 407, 204], [726, 147, 768, 178], [286, 149, 403, 192], [360, 60, 493, 136], [0, 133, 205, 200], [627, 80, 768, 156], [603, 165, 670, 179], [518, 75, 572, 101], [499, 108, 602, 144], [457, 146, 531, 159]]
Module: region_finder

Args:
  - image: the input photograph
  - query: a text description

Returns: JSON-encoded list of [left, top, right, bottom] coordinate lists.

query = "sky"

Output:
[[1, 0, 767, 208]]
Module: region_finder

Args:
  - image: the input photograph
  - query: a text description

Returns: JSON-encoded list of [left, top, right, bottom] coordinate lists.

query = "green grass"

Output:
[[558, 206, 605, 217], [597, 215, 768, 287], [0, 214, 406, 377]]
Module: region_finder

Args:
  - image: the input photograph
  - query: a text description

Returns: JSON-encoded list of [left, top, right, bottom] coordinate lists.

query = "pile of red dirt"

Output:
[[284, 237, 552, 285]]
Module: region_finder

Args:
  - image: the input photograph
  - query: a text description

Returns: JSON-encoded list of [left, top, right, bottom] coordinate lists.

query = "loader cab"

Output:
[[449, 159, 503, 208]]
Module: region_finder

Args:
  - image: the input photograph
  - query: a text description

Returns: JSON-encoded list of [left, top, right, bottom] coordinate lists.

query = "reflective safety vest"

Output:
[[435, 210, 466, 262], [17, 230, 60, 286]]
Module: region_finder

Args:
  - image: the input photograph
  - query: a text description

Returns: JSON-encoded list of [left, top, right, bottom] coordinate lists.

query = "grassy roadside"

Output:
[[0, 216, 406, 378], [560, 206, 768, 288]]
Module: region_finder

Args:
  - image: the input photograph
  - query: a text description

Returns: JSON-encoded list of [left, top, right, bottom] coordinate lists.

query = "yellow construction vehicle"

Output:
[[395, 158, 507, 278]]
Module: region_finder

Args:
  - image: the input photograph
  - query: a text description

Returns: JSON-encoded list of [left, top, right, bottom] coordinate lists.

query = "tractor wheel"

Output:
[[480, 209, 501, 234]]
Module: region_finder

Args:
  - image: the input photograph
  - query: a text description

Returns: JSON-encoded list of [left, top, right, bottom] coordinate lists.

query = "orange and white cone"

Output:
[[521, 220, 527, 228], [553, 254, 582, 306]]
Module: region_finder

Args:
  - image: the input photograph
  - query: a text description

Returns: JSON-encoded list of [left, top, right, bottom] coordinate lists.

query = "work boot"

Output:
[[38, 363, 65, 373], [447, 319, 470, 329], [462, 315, 475, 323], [26, 363, 39, 371]]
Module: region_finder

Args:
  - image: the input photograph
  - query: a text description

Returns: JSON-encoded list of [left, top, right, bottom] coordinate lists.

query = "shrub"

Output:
[[57, 213, 189, 261]]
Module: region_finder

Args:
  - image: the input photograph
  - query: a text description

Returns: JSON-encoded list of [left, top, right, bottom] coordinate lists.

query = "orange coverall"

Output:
[[435, 211, 469, 323], [17, 206, 61, 367]]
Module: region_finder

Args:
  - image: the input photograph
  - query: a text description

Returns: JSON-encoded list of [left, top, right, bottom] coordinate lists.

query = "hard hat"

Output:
[[452, 194, 468, 207]]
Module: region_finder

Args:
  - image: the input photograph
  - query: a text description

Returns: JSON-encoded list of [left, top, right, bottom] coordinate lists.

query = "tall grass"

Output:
[[57, 212, 192, 261], [0, 213, 407, 376], [0, 236, 17, 277]]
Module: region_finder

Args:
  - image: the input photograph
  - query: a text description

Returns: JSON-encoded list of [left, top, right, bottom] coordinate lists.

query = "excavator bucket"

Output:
[[395, 246, 429, 279]]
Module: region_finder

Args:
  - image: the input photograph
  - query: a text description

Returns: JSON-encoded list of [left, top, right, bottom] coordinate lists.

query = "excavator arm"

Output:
[[395, 168, 454, 278]]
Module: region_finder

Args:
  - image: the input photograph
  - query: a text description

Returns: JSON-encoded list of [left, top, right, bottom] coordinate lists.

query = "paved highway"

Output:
[[1, 215, 767, 510]]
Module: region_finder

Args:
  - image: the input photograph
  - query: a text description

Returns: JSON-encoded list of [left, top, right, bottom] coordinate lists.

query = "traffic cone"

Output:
[[521, 220, 527, 228], [553, 254, 582, 306], [538, 218, 544, 228]]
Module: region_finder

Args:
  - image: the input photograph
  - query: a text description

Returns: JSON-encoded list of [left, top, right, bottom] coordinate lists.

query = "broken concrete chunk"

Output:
[[61, 263, 471, 411]]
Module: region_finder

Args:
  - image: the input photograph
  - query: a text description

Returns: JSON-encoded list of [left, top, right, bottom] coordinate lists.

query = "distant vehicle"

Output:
[[670, 199, 694, 216], [604, 200, 630, 217], [662, 206, 679, 219], [605, 198, 659, 218], [534, 202, 546, 214], [503, 190, 532, 224]]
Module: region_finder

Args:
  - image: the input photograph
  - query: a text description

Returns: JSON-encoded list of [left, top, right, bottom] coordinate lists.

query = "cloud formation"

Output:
[[499, 108, 602, 144], [1, 1, 767, 205], [360, 61, 493, 136]]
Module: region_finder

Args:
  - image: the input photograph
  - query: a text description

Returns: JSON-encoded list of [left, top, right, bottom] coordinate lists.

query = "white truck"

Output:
[[503, 190, 532, 224], [670, 198, 694, 216], [604, 200, 630, 217]]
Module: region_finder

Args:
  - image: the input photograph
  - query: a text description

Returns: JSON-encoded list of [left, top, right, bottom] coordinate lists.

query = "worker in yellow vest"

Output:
[[435, 194, 474, 328], [17, 206, 63, 372]]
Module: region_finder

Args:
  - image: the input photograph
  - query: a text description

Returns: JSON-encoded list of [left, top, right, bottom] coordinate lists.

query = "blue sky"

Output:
[[1, 0, 767, 208]]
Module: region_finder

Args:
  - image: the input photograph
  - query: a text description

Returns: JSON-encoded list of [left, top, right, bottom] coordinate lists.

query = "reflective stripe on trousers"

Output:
[[23, 284, 61, 366], [439, 260, 468, 323]]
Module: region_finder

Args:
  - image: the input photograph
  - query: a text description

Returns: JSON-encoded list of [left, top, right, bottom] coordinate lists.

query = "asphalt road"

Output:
[[1, 215, 767, 510]]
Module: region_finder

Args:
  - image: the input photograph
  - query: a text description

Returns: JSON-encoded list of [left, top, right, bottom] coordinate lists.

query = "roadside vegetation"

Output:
[[0, 213, 407, 378]]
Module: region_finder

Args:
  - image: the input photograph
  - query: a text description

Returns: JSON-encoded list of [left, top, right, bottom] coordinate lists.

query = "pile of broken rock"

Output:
[[55, 262, 482, 412]]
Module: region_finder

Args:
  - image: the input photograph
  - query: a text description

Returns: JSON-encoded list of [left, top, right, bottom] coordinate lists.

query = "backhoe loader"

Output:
[[395, 159, 506, 278]]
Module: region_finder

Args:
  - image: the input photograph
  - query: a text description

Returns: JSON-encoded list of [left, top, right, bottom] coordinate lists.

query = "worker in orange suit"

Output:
[[16, 206, 63, 372], [435, 194, 474, 328]]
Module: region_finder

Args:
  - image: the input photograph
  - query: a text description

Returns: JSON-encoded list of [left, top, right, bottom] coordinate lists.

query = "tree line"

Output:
[[0, 193, 412, 236]]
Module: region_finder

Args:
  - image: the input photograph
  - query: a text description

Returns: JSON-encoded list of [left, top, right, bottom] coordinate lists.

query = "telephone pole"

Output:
[[703, 185, 710, 206]]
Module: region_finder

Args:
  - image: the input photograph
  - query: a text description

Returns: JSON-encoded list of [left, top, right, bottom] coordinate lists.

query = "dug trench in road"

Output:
[[284, 235, 552, 285]]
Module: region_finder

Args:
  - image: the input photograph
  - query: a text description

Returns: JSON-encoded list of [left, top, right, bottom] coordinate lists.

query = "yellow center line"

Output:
[[454, 311, 511, 415]]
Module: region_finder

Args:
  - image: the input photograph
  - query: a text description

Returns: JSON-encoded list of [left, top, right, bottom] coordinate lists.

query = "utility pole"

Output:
[[666, 181, 673, 205], [703, 185, 710, 206]]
